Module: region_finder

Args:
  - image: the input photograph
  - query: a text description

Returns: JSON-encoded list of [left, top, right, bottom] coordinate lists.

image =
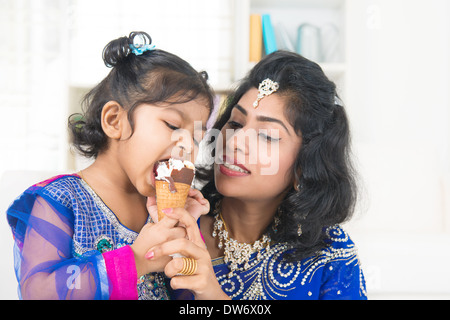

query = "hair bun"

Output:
[[102, 31, 153, 68]]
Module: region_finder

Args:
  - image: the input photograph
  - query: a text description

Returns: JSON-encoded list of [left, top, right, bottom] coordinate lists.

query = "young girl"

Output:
[[148, 51, 367, 300], [6, 32, 213, 300]]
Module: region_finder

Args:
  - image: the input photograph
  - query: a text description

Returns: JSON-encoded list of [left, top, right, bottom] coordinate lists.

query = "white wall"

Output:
[[1, 0, 449, 300], [344, 0, 450, 299]]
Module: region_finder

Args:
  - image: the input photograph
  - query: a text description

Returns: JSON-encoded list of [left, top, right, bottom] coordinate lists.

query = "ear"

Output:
[[101, 101, 127, 140]]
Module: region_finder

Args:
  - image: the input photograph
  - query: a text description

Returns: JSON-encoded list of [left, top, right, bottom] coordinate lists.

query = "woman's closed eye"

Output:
[[259, 132, 281, 142], [227, 120, 243, 129], [228, 120, 280, 142]]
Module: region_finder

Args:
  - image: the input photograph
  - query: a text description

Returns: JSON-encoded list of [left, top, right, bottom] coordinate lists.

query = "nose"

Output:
[[225, 127, 247, 155], [224, 127, 259, 166], [171, 129, 194, 161], [175, 142, 194, 161]]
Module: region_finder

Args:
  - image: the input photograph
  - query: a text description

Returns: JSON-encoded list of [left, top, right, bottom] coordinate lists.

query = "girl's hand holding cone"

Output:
[[133, 190, 209, 278], [147, 208, 230, 300], [146, 188, 209, 223]]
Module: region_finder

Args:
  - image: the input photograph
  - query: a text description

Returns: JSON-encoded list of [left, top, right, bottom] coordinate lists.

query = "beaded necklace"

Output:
[[211, 201, 280, 277]]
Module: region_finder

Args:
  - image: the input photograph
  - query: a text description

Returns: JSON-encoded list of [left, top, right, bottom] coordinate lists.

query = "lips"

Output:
[[151, 158, 170, 185], [219, 156, 251, 177]]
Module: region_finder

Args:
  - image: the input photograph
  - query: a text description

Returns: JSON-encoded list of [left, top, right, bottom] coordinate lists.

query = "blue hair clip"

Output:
[[129, 43, 156, 56]]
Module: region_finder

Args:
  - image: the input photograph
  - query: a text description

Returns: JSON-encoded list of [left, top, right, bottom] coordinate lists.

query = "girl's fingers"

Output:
[[150, 237, 205, 261], [143, 226, 187, 259], [164, 208, 205, 247], [146, 196, 159, 222]]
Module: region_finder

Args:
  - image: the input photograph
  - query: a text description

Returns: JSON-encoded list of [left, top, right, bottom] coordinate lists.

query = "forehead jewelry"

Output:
[[253, 78, 280, 108]]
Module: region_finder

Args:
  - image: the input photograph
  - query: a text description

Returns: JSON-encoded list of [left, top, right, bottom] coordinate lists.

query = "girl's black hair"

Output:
[[69, 31, 215, 158], [197, 51, 357, 261]]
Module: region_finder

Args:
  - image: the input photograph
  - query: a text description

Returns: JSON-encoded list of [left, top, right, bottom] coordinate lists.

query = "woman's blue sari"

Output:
[[211, 225, 367, 300]]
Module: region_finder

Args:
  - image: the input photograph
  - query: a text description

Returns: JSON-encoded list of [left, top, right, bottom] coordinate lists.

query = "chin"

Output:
[[215, 178, 255, 200], [216, 177, 288, 203], [138, 183, 156, 198]]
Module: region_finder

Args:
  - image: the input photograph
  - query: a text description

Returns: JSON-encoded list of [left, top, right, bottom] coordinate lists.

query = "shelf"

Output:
[[252, 0, 344, 10], [248, 0, 346, 64]]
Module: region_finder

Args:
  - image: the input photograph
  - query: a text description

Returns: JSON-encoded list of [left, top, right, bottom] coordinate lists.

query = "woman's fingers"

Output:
[[185, 189, 210, 220], [164, 208, 205, 247], [165, 257, 195, 278], [188, 188, 209, 205], [143, 206, 204, 261], [151, 237, 204, 260]]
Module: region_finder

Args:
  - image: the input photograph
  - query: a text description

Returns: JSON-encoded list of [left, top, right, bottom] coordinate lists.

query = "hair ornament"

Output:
[[253, 78, 280, 108], [129, 43, 156, 56]]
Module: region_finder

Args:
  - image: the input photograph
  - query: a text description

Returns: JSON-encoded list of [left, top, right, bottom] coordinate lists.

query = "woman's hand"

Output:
[[147, 188, 210, 222], [185, 188, 210, 220], [148, 208, 230, 300], [130, 213, 186, 277]]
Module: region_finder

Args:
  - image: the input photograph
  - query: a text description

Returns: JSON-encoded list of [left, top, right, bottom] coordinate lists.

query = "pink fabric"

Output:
[[103, 245, 138, 300], [33, 174, 75, 188]]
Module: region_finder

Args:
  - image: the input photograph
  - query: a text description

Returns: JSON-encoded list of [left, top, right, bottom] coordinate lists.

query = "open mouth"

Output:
[[222, 162, 250, 174], [219, 156, 251, 176], [152, 158, 171, 185], [153, 158, 170, 176]]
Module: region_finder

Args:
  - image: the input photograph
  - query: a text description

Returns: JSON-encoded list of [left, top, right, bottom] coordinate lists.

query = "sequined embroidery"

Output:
[[94, 235, 114, 253], [213, 225, 367, 300], [42, 176, 169, 300]]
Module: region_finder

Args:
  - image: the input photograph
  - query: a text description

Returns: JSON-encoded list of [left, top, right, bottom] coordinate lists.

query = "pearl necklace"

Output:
[[211, 203, 280, 277]]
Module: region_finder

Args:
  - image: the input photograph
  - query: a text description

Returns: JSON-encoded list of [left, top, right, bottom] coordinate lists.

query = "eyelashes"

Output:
[[226, 120, 281, 142], [164, 121, 200, 147], [164, 121, 180, 131], [227, 120, 242, 129]]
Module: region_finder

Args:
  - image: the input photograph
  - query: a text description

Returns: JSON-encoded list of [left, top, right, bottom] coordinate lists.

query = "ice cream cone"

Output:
[[155, 180, 191, 221]]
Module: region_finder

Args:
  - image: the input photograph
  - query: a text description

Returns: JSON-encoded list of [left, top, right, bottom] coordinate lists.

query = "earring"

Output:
[[297, 224, 302, 237], [272, 208, 281, 233]]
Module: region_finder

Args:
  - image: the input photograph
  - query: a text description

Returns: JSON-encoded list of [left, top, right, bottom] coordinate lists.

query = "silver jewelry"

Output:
[[211, 201, 280, 277], [297, 224, 303, 237], [253, 78, 280, 108]]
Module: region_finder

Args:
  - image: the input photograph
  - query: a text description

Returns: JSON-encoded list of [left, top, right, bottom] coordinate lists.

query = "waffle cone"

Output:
[[155, 180, 191, 221]]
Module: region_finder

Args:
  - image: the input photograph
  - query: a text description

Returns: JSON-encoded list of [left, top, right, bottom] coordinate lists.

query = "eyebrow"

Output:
[[234, 104, 291, 135]]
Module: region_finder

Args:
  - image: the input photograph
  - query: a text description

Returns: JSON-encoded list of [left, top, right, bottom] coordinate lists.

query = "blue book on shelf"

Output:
[[262, 14, 277, 55]]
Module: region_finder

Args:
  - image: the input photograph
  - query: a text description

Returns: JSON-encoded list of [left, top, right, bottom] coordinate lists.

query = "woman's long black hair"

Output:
[[197, 51, 357, 261]]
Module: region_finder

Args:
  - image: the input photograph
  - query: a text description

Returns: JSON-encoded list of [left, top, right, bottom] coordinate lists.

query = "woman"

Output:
[[149, 51, 367, 300]]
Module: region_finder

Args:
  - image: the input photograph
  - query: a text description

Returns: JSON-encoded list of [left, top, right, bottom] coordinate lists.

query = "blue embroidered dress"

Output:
[[212, 225, 367, 300], [6, 174, 169, 300]]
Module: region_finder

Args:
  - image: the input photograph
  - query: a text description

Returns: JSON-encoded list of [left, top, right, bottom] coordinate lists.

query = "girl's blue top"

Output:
[[6, 174, 168, 300]]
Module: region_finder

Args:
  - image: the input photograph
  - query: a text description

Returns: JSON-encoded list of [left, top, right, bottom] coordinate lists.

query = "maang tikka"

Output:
[[253, 78, 280, 108]]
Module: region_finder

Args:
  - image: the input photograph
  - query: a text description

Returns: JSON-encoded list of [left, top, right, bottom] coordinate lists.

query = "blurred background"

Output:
[[0, 0, 449, 299]]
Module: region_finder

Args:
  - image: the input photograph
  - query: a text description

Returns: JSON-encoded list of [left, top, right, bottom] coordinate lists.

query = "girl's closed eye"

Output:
[[164, 121, 181, 131]]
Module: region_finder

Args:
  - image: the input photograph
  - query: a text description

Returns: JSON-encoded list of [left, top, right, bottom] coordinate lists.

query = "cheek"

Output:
[[257, 141, 279, 176], [257, 143, 297, 186]]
